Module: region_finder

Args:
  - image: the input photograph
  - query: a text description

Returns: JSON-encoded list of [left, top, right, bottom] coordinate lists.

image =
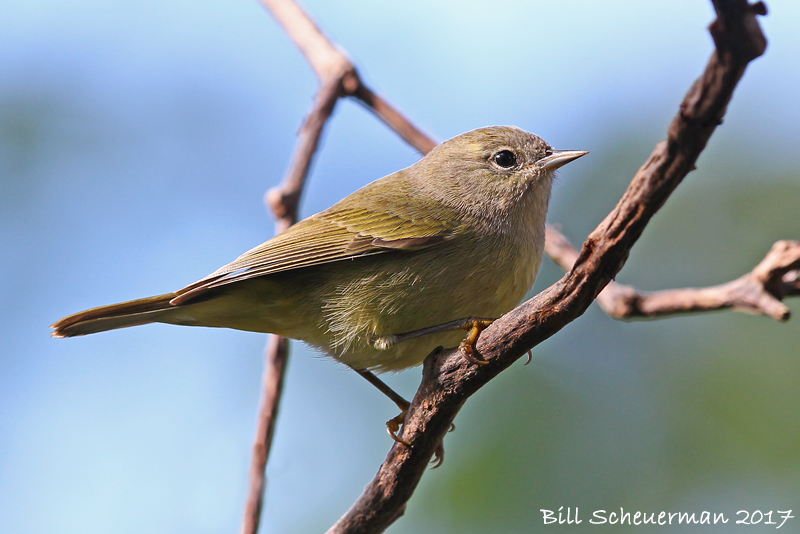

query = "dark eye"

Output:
[[492, 150, 517, 168]]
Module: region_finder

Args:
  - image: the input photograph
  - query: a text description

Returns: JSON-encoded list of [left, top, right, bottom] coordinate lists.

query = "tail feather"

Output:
[[51, 293, 179, 338]]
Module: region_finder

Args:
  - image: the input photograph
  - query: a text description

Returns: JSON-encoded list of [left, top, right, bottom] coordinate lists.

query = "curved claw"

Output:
[[458, 319, 493, 365], [386, 410, 411, 446], [459, 344, 489, 365], [524, 349, 533, 365], [430, 420, 459, 468], [430, 441, 445, 469], [387, 408, 450, 468]]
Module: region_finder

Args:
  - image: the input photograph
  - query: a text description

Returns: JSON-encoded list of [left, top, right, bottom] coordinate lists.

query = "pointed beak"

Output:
[[537, 149, 589, 170]]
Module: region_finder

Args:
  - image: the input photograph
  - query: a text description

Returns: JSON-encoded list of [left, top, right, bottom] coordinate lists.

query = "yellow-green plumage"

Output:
[[51, 126, 587, 372]]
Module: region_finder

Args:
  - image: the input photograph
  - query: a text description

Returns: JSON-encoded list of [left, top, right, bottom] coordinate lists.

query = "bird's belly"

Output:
[[179, 236, 542, 373], [316, 241, 541, 372]]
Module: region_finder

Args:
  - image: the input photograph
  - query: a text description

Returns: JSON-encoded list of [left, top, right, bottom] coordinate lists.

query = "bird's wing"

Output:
[[171, 203, 454, 304]]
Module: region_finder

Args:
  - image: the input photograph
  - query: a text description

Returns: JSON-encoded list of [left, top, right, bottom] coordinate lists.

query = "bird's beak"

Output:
[[537, 149, 589, 170]]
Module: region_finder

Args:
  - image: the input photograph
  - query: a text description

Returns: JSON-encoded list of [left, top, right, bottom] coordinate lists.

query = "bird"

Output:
[[52, 125, 587, 448]]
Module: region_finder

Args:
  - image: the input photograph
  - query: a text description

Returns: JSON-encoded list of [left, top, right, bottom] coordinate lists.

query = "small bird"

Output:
[[52, 126, 586, 444]]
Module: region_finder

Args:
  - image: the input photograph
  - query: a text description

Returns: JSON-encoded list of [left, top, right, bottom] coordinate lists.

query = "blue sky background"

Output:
[[1, 1, 799, 533]]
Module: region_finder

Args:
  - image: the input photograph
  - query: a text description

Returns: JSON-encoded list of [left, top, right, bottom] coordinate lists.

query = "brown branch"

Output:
[[241, 1, 439, 532], [257, 0, 437, 155], [328, 1, 769, 532], [350, 84, 438, 154], [240, 336, 289, 534], [545, 226, 800, 321], [264, 78, 341, 220], [240, 72, 337, 534]]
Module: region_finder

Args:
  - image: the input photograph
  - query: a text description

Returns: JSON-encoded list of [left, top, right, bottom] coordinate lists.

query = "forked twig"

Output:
[[258, 0, 437, 156], [241, 1, 436, 533], [545, 226, 800, 321]]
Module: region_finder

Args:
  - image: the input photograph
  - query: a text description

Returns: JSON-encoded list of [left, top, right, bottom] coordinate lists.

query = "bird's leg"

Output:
[[371, 316, 495, 365], [353, 368, 411, 445], [353, 364, 448, 468]]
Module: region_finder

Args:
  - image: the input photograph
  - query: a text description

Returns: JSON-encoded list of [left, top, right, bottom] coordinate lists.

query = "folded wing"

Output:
[[171, 204, 454, 305]]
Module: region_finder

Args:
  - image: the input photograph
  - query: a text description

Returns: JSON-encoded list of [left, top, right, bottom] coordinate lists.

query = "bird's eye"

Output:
[[492, 150, 517, 169], [544, 148, 553, 157]]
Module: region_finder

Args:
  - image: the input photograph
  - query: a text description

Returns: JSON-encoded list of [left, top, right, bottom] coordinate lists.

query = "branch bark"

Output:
[[327, 1, 769, 532], [545, 226, 800, 321]]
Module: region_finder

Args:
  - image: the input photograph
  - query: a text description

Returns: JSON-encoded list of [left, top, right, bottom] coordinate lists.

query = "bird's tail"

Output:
[[51, 293, 180, 338]]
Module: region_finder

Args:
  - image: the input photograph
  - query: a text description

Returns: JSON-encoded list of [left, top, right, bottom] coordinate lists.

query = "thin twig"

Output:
[[350, 83, 437, 154], [258, 0, 437, 154], [239, 76, 339, 534], [328, 1, 770, 532], [240, 336, 289, 534], [241, 1, 438, 532], [545, 226, 800, 321]]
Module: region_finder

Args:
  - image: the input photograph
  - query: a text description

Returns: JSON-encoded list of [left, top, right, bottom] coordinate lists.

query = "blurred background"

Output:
[[1, 0, 799, 532]]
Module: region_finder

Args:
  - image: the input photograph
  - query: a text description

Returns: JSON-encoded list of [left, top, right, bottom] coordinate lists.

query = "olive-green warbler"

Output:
[[52, 126, 586, 434]]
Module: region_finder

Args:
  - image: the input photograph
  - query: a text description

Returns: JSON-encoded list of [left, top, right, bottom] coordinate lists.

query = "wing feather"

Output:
[[171, 202, 455, 305]]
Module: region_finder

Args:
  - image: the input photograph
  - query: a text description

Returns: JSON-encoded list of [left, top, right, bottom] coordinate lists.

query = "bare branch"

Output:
[[545, 226, 799, 321], [258, 0, 349, 83], [328, 1, 769, 532], [240, 71, 335, 534], [258, 0, 437, 154], [265, 79, 341, 221], [350, 83, 438, 154], [242, 1, 440, 532], [240, 336, 289, 534], [240, 80, 331, 534]]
